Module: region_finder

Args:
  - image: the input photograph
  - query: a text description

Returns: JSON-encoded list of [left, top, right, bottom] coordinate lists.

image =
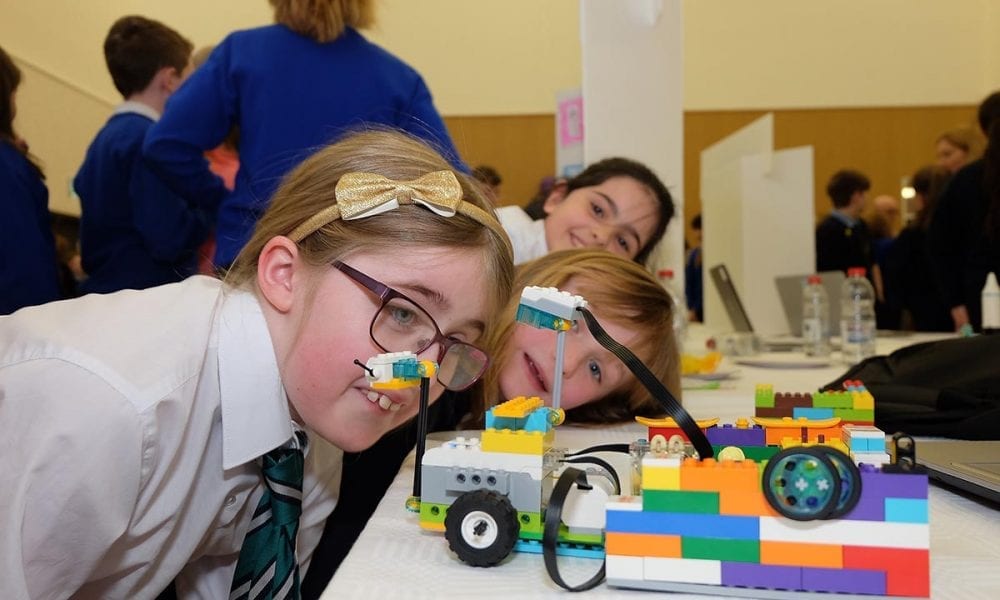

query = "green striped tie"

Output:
[[230, 431, 307, 600]]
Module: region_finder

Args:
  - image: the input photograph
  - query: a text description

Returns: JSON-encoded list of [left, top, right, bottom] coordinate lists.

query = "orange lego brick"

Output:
[[761, 540, 844, 568], [719, 489, 779, 517], [680, 458, 759, 494], [605, 532, 681, 558]]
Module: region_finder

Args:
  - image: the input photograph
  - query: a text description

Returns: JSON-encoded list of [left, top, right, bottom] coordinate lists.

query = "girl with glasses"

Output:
[[0, 129, 513, 599], [308, 248, 681, 594]]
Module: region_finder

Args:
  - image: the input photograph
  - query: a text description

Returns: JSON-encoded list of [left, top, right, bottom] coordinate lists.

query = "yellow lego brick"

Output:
[[642, 457, 681, 491], [372, 379, 419, 390], [491, 395, 544, 418], [851, 390, 875, 410], [481, 427, 553, 454], [779, 437, 850, 455]]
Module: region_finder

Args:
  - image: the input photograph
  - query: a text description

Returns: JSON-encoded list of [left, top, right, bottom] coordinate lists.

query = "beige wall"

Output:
[[2, 0, 999, 215]]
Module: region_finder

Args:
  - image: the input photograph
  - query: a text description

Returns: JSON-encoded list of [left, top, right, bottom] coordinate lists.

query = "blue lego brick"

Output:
[[722, 562, 802, 590], [801, 566, 885, 595], [514, 538, 604, 559], [791, 407, 835, 420], [885, 498, 929, 523], [606, 510, 759, 540]]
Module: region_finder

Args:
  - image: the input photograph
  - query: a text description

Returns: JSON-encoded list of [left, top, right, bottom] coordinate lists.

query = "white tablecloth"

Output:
[[323, 330, 1000, 599]]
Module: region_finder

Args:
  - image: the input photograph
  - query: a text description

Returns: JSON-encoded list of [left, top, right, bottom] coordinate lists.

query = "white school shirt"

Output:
[[0, 276, 342, 599], [496, 205, 548, 265]]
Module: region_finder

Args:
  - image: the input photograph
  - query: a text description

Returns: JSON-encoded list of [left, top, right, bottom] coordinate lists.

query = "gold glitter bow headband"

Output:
[[287, 171, 508, 247]]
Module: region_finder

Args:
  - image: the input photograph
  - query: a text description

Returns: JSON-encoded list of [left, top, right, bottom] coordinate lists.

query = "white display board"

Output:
[[701, 114, 773, 333], [701, 115, 816, 335], [579, 0, 684, 283]]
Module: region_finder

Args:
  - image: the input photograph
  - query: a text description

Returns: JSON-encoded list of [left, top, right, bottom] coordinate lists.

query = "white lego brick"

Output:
[[641, 456, 683, 468], [852, 451, 891, 466], [421, 443, 544, 479], [759, 517, 929, 549], [607, 495, 644, 512], [644, 557, 722, 585], [606, 555, 644, 581], [519, 286, 588, 319], [561, 481, 609, 530]]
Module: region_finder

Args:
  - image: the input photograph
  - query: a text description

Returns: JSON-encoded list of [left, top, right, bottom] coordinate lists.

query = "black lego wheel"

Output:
[[815, 446, 863, 519], [444, 489, 519, 567], [762, 446, 842, 521]]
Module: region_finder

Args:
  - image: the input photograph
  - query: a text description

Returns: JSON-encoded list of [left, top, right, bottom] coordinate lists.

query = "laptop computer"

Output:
[[775, 271, 845, 336], [709, 264, 801, 352], [916, 440, 1000, 505]]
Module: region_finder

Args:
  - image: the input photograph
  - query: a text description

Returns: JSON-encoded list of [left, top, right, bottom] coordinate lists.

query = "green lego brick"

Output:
[[517, 511, 543, 539], [754, 386, 775, 408], [712, 444, 780, 461], [419, 502, 449, 526], [833, 408, 875, 422], [812, 391, 854, 408], [682, 536, 760, 563], [643, 489, 720, 514]]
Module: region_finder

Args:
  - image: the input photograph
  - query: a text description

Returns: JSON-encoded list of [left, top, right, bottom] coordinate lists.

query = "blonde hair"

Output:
[[226, 128, 514, 322], [270, 0, 375, 43], [477, 249, 680, 425], [937, 125, 985, 160]]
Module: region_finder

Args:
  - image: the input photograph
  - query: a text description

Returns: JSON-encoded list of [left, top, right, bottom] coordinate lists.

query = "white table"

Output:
[[322, 332, 1000, 599]]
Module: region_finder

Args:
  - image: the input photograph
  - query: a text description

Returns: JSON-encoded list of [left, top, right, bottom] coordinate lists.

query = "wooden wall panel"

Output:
[[446, 105, 981, 243], [443, 114, 556, 208]]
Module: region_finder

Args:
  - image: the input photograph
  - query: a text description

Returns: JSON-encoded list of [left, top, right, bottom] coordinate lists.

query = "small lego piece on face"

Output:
[[364, 351, 435, 389], [515, 286, 588, 331]]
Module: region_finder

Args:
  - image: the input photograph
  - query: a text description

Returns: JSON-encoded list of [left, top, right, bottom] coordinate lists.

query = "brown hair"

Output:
[[0, 45, 43, 177], [226, 128, 513, 321], [104, 15, 192, 97], [910, 165, 951, 231], [476, 249, 680, 425], [270, 0, 375, 43]]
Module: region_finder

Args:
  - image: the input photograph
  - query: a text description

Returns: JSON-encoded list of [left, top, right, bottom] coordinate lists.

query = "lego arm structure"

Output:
[[515, 286, 589, 412], [362, 352, 437, 509]]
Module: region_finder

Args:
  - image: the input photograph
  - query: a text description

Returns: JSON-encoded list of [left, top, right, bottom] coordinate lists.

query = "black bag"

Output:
[[823, 336, 1000, 439]]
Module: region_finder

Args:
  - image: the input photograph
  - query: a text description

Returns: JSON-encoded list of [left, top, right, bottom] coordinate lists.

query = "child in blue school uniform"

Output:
[[498, 157, 675, 266], [0, 129, 514, 599], [74, 15, 211, 294], [144, 0, 463, 270], [0, 45, 62, 315]]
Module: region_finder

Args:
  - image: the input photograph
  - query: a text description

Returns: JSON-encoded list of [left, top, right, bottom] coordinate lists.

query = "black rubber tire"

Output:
[[444, 489, 519, 567], [815, 445, 864, 519]]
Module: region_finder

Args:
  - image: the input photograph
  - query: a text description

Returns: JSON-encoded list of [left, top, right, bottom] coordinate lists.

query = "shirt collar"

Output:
[[830, 209, 858, 228], [113, 101, 161, 122], [217, 288, 295, 469]]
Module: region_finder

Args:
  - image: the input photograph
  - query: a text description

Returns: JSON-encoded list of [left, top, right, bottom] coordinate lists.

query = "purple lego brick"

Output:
[[801, 566, 885, 595], [861, 466, 929, 498], [722, 562, 802, 591], [706, 424, 766, 447]]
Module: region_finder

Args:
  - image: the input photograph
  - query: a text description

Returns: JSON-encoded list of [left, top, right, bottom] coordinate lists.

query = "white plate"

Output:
[[733, 353, 832, 369], [684, 370, 739, 381]]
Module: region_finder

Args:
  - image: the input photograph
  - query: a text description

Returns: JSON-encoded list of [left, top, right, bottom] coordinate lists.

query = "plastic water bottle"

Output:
[[840, 267, 877, 364], [981, 272, 1000, 333], [801, 274, 831, 357], [657, 269, 687, 349]]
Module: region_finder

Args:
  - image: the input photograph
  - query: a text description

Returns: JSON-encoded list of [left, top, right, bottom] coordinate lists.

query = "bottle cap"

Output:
[[847, 267, 867, 277], [657, 269, 675, 280], [807, 274, 822, 284]]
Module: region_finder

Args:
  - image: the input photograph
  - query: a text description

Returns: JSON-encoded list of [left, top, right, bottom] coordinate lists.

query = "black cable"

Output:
[[412, 377, 430, 498], [577, 307, 714, 460], [563, 456, 621, 495], [564, 443, 630, 457], [542, 467, 605, 592]]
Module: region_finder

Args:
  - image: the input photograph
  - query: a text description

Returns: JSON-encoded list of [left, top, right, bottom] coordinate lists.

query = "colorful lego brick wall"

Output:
[[605, 456, 930, 597]]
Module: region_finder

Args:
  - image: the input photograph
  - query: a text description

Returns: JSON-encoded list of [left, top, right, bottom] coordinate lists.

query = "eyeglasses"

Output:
[[333, 261, 489, 391]]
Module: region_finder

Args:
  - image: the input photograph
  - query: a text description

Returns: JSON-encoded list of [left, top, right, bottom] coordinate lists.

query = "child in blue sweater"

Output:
[[74, 15, 211, 294]]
